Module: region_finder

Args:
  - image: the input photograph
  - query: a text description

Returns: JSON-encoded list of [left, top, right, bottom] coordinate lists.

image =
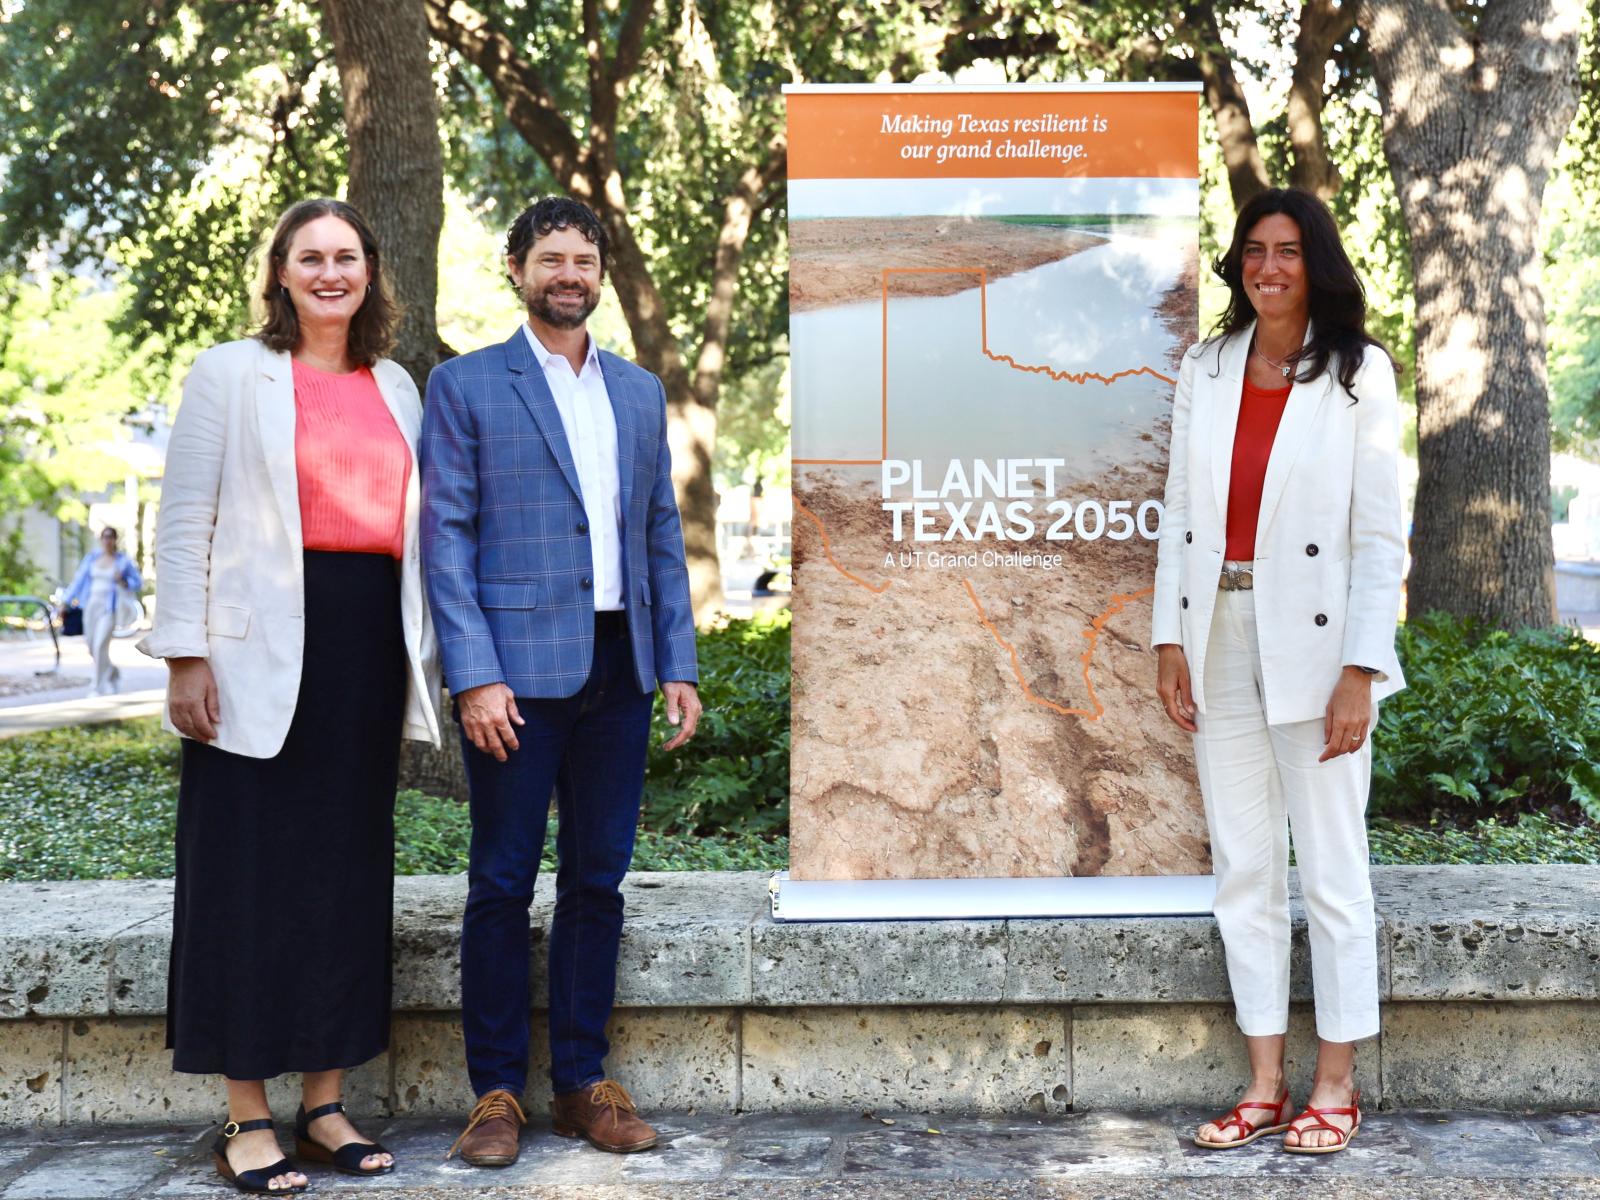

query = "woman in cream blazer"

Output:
[[139, 199, 440, 1195], [1152, 188, 1405, 1156]]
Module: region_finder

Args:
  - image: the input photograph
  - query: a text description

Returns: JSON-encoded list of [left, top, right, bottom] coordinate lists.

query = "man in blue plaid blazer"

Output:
[[421, 197, 700, 1165]]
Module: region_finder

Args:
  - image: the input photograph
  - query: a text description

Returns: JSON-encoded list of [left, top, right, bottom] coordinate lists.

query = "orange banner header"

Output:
[[787, 89, 1197, 181]]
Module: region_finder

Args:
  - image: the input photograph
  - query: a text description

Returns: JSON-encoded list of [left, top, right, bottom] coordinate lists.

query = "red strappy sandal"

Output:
[[1192, 1087, 1292, 1149], [1282, 1089, 1362, 1155]]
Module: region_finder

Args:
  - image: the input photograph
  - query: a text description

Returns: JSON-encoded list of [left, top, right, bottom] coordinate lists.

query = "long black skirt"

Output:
[[167, 550, 406, 1079]]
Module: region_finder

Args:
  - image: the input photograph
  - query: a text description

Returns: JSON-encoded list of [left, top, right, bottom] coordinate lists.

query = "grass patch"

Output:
[[1368, 814, 1600, 866], [0, 720, 181, 881], [995, 213, 1191, 230], [395, 789, 786, 875], [2, 687, 1593, 882], [0, 718, 784, 882]]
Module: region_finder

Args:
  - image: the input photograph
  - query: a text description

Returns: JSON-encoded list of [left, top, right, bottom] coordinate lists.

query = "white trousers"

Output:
[[85, 607, 119, 696], [1193, 588, 1379, 1044]]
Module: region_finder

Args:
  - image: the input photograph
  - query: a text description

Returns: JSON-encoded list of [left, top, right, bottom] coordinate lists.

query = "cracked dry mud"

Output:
[[790, 242, 1204, 882]]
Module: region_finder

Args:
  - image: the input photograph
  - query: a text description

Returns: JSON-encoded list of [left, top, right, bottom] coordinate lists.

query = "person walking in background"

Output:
[[422, 196, 700, 1167], [139, 198, 441, 1194], [1151, 188, 1406, 1155], [62, 526, 142, 696]]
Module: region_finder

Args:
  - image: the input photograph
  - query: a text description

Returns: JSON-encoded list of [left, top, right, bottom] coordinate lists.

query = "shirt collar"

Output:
[[522, 323, 600, 373]]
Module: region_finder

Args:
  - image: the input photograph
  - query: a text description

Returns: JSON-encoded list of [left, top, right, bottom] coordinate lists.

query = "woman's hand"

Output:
[[1156, 643, 1198, 733], [167, 657, 220, 742], [1320, 667, 1373, 762]]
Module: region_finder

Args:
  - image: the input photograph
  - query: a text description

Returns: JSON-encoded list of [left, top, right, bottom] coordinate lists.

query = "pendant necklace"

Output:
[[1252, 340, 1294, 379]]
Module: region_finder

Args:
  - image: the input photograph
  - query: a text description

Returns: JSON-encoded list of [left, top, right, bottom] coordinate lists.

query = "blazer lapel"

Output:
[[255, 345, 302, 547], [373, 360, 420, 449], [597, 351, 636, 516], [505, 328, 584, 504], [1209, 327, 1251, 524], [1254, 322, 1331, 547]]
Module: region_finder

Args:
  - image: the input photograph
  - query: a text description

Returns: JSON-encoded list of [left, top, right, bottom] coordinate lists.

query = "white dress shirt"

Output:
[[522, 324, 624, 610]]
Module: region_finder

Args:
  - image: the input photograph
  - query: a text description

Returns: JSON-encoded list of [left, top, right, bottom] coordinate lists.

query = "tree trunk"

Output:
[[322, 0, 445, 392], [1286, 0, 1356, 199], [397, 696, 470, 801], [1363, 0, 1582, 628], [1189, 2, 1270, 208]]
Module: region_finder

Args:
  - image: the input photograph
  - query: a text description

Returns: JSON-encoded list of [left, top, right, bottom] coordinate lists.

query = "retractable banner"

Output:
[[783, 84, 1206, 909]]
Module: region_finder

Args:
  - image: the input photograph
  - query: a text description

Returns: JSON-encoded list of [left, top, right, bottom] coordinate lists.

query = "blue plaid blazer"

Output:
[[420, 329, 699, 698]]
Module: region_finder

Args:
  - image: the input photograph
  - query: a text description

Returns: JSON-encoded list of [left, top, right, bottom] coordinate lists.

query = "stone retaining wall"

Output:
[[2, 866, 1598, 1123]]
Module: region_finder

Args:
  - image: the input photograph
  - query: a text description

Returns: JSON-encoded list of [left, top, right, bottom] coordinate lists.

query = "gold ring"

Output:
[[222, 1121, 241, 1138]]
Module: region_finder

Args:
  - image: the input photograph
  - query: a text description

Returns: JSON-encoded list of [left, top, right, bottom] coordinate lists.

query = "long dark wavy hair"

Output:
[[1207, 187, 1395, 395], [253, 198, 398, 365]]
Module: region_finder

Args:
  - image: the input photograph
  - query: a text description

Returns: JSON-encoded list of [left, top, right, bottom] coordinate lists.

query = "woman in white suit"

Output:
[[1152, 188, 1405, 1155], [139, 199, 441, 1194]]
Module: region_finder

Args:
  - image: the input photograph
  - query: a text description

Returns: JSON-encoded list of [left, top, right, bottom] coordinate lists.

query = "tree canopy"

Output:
[[2, 0, 1599, 625]]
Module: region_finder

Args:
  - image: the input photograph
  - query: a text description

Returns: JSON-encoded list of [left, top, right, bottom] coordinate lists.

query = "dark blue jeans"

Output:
[[458, 618, 653, 1097]]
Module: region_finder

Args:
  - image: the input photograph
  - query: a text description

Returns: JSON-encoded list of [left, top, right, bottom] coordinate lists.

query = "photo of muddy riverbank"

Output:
[[790, 216, 1109, 311]]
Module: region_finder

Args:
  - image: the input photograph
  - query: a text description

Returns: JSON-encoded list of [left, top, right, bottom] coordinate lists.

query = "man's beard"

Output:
[[526, 282, 599, 330]]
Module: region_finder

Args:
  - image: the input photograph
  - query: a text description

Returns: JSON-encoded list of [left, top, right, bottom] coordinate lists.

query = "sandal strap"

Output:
[[1214, 1112, 1256, 1140], [1210, 1089, 1289, 1142], [221, 1118, 275, 1137], [301, 1101, 346, 1123], [332, 1139, 388, 1171], [1290, 1099, 1361, 1145], [235, 1158, 297, 1188]]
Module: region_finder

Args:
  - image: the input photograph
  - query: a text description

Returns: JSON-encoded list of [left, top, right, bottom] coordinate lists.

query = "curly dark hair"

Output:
[[505, 196, 609, 287], [1209, 187, 1396, 395], [253, 198, 398, 366]]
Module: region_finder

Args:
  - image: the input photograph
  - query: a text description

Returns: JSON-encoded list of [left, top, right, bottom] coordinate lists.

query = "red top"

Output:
[[1224, 376, 1293, 560], [293, 361, 410, 559]]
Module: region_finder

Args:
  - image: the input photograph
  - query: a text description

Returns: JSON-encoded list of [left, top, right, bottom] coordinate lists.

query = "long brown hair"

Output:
[[253, 198, 398, 365], [1208, 187, 1395, 396]]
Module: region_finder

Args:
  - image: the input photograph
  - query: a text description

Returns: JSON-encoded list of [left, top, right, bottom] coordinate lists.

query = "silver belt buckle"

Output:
[[1219, 563, 1254, 591]]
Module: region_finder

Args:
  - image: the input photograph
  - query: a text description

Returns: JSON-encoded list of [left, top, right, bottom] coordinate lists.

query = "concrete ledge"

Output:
[[2, 865, 1599, 1121]]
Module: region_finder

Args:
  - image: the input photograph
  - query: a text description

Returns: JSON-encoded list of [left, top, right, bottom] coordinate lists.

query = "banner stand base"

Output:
[[767, 872, 1216, 922]]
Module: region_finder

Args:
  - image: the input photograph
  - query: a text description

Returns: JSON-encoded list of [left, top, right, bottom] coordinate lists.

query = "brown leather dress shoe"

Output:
[[550, 1080, 659, 1153], [446, 1089, 526, 1167]]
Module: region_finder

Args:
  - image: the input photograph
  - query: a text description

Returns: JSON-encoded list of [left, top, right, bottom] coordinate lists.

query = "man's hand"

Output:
[[458, 681, 523, 762], [660, 681, 702, 751], [1155, 643, 1198, 733], [1320, 667, 1373, 762], [167, 657, 220, 742]]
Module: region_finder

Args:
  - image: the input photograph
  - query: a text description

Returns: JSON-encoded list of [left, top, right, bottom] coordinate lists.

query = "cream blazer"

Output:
[[1151, 324, 1407, 726], [138, 339, 442, 758]]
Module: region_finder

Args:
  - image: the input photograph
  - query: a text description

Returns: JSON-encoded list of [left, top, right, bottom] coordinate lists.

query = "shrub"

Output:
[[1372, 612, 1600, 823], [643, 610, 790, 836]]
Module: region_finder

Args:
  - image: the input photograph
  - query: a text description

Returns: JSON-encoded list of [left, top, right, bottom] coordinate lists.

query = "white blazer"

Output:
[[1151, 323, 1407, 726], [138, 339, 442, 758]]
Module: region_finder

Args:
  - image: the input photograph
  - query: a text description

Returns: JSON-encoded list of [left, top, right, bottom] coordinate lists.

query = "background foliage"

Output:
[[0, 617, 793, 883], [1370, 613, 1600, 824]]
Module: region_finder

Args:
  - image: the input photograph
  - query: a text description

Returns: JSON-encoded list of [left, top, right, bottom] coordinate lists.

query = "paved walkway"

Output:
[[0, 634, 164, 738], [1, 1110, 1596, 1199]]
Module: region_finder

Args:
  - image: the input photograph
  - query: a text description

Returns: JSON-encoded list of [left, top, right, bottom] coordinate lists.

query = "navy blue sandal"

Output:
[[294, 1101, 394, 1176], [212, 1118, 307, 1195]]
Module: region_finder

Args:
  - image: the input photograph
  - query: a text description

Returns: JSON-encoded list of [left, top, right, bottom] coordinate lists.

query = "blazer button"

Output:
[[1306, 543, 1319, 556], [1314, 613, 1328, 626], [580, 577, 593, 591], [577, 521, 589, 534], [1185, 531, 1193, 544], [1181, 596, 1189, 609]]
